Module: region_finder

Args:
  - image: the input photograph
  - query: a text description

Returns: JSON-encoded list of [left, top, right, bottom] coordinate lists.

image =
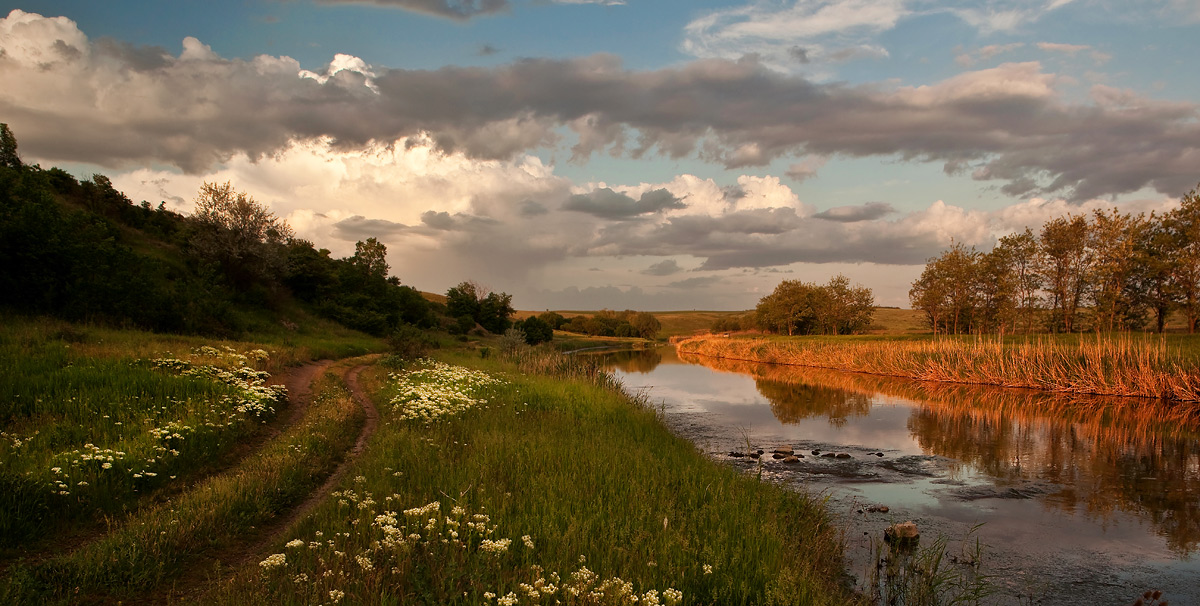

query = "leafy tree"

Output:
[[0, 123, 20, 169], [1136, 215, 1177, 333], [996, 229, 1042, 333], [1039, 215, 1091, 332], [189, 181, 294, 291], [446, 281, 483, 321], [1089, 208, 1147, 332], [478, 291, 515, 333], [446, 281, 514, 334], [817, 275, 874, 335], [518, 315, 553, 344], [628, 311, 662, 339], [352, 237, 389, 280], [1165, 185, 1200, 333], [909, 244, 978, 334], [537, 311, 567, 329], [756, 280, 818, 335]]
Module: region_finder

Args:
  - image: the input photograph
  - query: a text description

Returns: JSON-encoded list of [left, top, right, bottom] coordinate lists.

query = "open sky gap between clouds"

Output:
[[0, 5, 1196, 308]]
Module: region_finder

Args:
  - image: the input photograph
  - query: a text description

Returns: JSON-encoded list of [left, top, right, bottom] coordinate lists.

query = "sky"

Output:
[[2, 1, 1199, 310]]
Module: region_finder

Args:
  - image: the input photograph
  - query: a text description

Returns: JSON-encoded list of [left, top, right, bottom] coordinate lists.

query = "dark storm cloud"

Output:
[[666, 275, 721, 289], [332, 215, 409, 240], [814, 202, 895, 222], [562, 188, 686, 219], [94, 38, 171, 70], [6, 11, 1200, 200], [584, 205, 952, 269], [641, 259, 683, 276], [518, 200, 549, 216], [316, 0, 508, 21], [419, 210, 498, 230]]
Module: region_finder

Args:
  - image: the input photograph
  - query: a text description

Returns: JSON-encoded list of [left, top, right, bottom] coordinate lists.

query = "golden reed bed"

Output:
[[675, 335, 1200, 403]]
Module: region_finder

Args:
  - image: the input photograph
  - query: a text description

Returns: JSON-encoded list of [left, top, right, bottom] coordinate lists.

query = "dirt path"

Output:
[[154, 360, 380, 604], [259, 362, 379, 546], [0, 360, 335, 578]]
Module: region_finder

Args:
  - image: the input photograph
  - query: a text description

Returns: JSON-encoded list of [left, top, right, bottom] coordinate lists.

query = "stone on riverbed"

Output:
[[884, 521, 919, 546]]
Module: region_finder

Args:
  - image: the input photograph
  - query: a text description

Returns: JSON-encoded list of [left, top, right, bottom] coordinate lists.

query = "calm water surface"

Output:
[[599, 347, 1200, 604]]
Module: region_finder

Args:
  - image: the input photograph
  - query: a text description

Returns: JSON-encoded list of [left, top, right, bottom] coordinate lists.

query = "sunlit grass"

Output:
[[0, 360, 366, 603], [205, 349, 856, 605], [0, 315, 383, 548], [678, 334, 1200, 402]]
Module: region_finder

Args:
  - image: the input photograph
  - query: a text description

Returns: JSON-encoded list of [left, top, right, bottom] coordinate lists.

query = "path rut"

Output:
[[154, 359, 380, 604]]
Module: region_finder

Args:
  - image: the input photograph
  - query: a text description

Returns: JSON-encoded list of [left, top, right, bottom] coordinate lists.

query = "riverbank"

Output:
[[1, 318, 858, 604], [205, 347, 857, 605], [676, 334, 1200, 403]]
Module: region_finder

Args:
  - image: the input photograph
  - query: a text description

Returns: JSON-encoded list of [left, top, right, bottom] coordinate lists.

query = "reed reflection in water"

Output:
[[616, 347, 1200, 558]]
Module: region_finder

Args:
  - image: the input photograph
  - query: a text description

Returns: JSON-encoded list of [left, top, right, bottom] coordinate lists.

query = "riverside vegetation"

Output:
[[676, 334, 1200, 403], [0, 320, 858, 605]]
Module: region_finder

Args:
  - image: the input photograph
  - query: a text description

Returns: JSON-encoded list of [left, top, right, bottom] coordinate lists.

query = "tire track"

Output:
[[157, 359, 380, 604]]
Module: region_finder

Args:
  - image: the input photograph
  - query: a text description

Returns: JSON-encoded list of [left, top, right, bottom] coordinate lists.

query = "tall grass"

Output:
[[677, 334, 1200, 402], [0, 316, 383, 549], [204, 349, 857, 605], [0, 360, 366, 604]]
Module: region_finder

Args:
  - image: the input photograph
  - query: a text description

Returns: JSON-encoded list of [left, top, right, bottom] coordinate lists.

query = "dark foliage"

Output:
[[0, 127, 434, 337]]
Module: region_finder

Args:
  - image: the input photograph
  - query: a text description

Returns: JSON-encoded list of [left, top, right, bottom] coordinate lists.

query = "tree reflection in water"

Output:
[[658, 349, 1200, 556]]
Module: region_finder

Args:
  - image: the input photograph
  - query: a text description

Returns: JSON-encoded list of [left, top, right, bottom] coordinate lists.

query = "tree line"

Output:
[[0, 122, 480, 338], [910, 184, 1200, 334]]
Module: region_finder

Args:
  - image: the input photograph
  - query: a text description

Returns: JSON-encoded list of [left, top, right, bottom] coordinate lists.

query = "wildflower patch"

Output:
[[387, 360, 505, 423], [258, 490, 683, 605]]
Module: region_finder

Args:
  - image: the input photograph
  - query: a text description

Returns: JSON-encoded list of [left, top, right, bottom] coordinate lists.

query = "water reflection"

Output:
[[605, 348, 1200, 557]]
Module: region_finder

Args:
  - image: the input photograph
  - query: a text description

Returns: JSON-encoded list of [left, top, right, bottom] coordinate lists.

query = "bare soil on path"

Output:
[[0, 359, 335, 578], [152, 358, 380, 605]]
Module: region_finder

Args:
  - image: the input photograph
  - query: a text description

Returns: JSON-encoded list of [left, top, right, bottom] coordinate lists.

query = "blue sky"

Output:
[[3, 1, 1199, 309]]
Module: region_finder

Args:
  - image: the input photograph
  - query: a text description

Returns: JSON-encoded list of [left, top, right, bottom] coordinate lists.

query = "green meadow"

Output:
[[0, 318, 857, 605]]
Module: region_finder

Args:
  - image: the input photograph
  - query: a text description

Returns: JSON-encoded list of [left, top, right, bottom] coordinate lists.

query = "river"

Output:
[[598, 346, 1200, 604]]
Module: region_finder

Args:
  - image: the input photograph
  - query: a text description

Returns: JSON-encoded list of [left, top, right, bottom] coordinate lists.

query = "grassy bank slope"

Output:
[[677, 334, 1200, 403], [206, 350, 856, 605]]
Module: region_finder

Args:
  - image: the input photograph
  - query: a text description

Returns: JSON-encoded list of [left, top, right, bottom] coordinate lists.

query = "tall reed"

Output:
[[677, 335, 1200, 402]]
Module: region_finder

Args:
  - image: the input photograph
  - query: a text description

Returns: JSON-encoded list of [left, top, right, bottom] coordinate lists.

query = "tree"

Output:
[[756, 280, 819, 335], [817, 274, 874, 335], [446, 281, 483, 320], [446, 281, 514, 334], [996, 229, 1041, 334], [1136, 215, 1177, 333], [1165, 185, 1200, 333], [0, 123, 20, 169], [1039, 215, 1091, 332], [519, 315, 553, 344], [1089, 208, 1147, 332], [628, 311, 662, 339], [189, 181, 294, 291], [352, 237, 389, 279], [909, 244, 978, 334]]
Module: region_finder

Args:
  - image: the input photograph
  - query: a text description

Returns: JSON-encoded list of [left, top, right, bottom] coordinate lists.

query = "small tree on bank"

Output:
[[757, 275, 875, 336]]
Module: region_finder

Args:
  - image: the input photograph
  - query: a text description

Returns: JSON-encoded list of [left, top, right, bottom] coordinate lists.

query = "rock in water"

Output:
[[772, 453, 785, 459], [728, 451, 744, 458], [835, 453, 852, 459], [884, 521, 919, 546]]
